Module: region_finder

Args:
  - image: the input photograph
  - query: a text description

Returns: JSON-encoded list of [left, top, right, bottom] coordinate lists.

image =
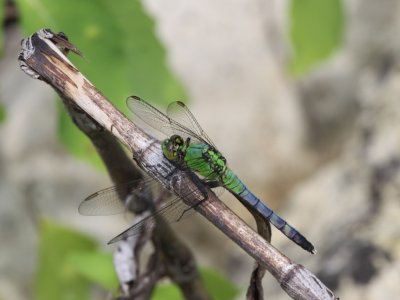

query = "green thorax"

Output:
[[162, 135, 247, 195], [161, 135, 227, 180], [185, 143, 247, 195], [184, 143, 227, 180]]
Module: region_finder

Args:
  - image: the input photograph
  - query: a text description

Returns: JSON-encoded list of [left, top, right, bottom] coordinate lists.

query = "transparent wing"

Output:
[[126, 95, 175, 137], [126, 96, 211, 145], [79, 177, 157, 216], [107, 195, 196, 244], [107, 173, 208, 243], [80, 172, 209, 243], [167, 101, 216, 148]]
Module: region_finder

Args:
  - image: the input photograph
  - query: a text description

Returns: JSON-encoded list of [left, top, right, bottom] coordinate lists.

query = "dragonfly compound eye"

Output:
[[173, 135, 184, 145], [162, 139, 175, 160]]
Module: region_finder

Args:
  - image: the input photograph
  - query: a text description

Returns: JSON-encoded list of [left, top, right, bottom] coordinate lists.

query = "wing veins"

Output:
[[108, 194, 195, 243], [79, 177, 157, 216], [127, 96, 214, 146]]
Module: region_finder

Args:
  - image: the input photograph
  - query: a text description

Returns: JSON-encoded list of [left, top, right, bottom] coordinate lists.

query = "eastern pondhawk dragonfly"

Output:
[[80, 96, 315, 253]]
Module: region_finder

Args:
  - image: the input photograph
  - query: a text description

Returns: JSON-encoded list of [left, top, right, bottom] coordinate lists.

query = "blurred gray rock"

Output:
[[276, 57, 400, 300]]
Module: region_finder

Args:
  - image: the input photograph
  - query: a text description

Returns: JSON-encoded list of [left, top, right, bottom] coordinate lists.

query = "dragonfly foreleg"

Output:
[[176, 196, 208, 221], [176, 206, 192, 221]]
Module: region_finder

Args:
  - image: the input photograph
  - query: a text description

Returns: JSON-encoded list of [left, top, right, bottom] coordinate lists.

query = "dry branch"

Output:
[[18, 29, 337, 300]]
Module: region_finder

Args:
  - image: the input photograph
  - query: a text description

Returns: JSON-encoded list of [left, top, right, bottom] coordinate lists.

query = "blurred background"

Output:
[[1, 0, 400, 299]]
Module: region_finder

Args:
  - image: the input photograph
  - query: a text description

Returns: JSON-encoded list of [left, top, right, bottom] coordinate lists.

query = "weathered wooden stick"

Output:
[[18, 29, 336, 300]]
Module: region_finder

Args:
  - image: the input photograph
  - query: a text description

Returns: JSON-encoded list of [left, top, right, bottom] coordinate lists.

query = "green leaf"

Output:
[[67, 250, 119, 291], [34, 219, 97, 300], [152, 284, 184, 300], [152, 268, 239, 300], [15, 0, 187, 168], [289, 0, 345, 75], [201, 268, 240, 300], [0, 103, 5, 123]]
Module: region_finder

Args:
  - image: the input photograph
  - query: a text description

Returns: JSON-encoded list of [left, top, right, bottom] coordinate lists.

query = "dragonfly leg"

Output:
[[176, 195, 208, 221], [176, 206, 192, 221]]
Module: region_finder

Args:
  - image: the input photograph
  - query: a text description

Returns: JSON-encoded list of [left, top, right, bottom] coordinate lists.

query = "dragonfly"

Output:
[[80, 96, 316, 253]]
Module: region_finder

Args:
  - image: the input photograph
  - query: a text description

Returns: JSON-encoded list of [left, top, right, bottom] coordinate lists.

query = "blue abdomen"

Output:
[[224, 170, 315, 253]]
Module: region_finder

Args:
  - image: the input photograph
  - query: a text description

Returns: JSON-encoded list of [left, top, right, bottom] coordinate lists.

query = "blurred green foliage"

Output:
[[67, 251, 119, 291], [201, 268, 240, 299], [0, 102, 5, 123], [35, 219, 98, 300], [289, 0, 344, 75], [36, 219, 238, 300], [15, 0, 186, 167], [141, 268, 240, 300]]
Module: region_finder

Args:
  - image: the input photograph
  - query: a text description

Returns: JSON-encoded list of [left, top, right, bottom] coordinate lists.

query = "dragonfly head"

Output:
[[162, 135, 188, 162]]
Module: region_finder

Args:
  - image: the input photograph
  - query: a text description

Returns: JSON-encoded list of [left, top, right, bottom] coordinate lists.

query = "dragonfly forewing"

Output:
[[79, 177, 158, 216], [166, 101, 216, 147], [126, 96, 176, 138], [81, 169, 209, 244], [127, 96, 214, 147]]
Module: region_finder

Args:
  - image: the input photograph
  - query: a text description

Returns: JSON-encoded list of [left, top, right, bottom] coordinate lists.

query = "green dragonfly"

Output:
[[80, 96, 315, 253]]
